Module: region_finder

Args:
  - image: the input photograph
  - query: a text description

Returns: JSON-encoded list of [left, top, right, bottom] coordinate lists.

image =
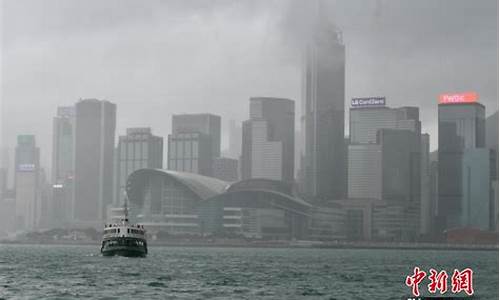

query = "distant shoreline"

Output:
[[1, 239, 497, 251]]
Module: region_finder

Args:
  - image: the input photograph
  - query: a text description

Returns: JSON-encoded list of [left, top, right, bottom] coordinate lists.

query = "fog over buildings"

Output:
[[1, 0, 498, 172], [0, 1, 498, 241]]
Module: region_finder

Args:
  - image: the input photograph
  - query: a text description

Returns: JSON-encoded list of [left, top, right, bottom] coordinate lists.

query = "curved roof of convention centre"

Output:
[[126, 169, 230, 204], [126, 169, 311, 209]]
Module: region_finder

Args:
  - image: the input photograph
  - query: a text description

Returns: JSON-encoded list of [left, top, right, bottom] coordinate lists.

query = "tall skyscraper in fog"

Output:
[[74, 99, 116, 226], [438, 95, 486, 230], [52, 106, 75, 182], [241, 97, 295, 183], [115, 128, 163, 204], [168, 114, 221, 177], [301, 26, 346, 200], [15, 135, 40, 230], [51, 106, 75, 227]]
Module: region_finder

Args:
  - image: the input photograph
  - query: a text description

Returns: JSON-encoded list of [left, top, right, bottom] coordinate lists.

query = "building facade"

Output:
[[420, 134, 432, 235], [73, 99, 116, 226], [241, 97, 295, 184], [301, 29, 346, 201], [485, 111, 499, 230], [438, 101, 485, 230], [461, 148, 496, 230], [51, 106, 75, 228], [348, 105, 421, 201], [212, 157, 238, 182], [15, 135, 40, 230], [168, 114, 221, 177], [347, 102, 422, 241], [115, 128, 163, 205]]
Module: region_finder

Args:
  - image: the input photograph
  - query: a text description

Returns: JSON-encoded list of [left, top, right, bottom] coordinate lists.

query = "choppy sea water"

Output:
[[0, 244, 497, 299]]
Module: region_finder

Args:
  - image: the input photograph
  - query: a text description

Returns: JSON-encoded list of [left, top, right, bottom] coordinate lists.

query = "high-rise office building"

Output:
[[461, 148, 495, 230], [485, 111, 499, 230], [14, 135, 40, 230], [301, 26, 346, 200], [347, 101, 422, 241], [115, 128, 163, 205], [350, 104, 420, 144], [52, 106, 75, 182], [172, 114, 221, 158], [348, 102, 421, 201], [438, 97, 485, 230], [51, 106, 75, 227], [379, 129, 421, 205], [420, 133, 432, 235], [168, 114, 221, 177], [73, 99, 116, 225], [241, 97, 294, 183]]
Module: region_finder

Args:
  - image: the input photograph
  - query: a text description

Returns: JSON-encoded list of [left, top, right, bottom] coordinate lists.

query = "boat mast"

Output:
[[123, 192, 129, 223]]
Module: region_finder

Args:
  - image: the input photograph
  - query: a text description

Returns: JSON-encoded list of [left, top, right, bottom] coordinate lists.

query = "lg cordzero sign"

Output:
[[439, 92, 478, 104], [351, 97, 386, 108]]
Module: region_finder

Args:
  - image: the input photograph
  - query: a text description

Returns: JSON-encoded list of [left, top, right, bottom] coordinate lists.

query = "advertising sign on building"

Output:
[[17, 164, 36, 172], [351, 97, 386, 108], [439, 92, 477, 104]]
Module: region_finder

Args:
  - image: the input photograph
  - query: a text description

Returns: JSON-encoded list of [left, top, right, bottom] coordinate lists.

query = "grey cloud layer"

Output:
[[1, 0, 498, 171]]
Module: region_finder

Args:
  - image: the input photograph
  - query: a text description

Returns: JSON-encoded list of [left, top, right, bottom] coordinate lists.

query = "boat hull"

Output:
[[101, 237, 147, 257], [101, 247, 147, 257]]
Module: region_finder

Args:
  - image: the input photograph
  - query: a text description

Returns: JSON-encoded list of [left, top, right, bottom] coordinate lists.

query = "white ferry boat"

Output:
[[100, 200, 147, 257]]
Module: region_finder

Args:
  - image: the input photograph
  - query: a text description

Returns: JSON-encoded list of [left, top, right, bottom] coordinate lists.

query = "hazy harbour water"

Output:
[[0, 244, 497, 299]]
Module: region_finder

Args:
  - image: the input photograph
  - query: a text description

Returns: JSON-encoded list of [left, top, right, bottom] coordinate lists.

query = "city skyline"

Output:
[[1, 0, 498, 172], [0, 0, 498, 239], [0, 2, 497, 299]]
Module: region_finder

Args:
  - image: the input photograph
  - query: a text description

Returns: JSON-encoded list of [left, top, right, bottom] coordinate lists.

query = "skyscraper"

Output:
[[73, 99, 116, 225], [14, 135, 40, 230], [420, 133, 432, 235], [241, 97, 295, 183], [172, 114, 221, 158], [52, 106, 75, 183], [348, 103, 421, 201], [438, 96, 485, 230], [115, 128, 163, 205], [301, 26, 346, 200], [168, 114, 221, 177], [485, 111, 499, 230], [347, 101, 422, 241], [51, 106, 75, 227], [461, 148, 495, 230]]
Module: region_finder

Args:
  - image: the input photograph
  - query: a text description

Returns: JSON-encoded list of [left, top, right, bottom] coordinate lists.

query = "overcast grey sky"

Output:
[[1, 0, 498, 173]]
